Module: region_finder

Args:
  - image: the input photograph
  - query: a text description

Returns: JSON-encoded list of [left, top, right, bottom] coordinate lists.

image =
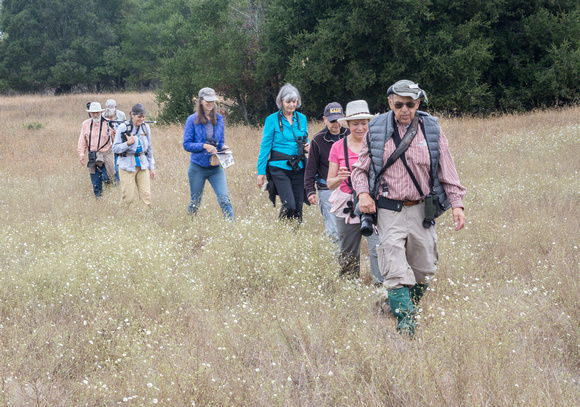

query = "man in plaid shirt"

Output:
[[352, 80, 466, 337]]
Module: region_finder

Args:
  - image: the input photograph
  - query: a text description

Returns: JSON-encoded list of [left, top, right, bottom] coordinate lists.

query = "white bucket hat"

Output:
[[86, 102, 105, 112], [337, 100, 375, 124]]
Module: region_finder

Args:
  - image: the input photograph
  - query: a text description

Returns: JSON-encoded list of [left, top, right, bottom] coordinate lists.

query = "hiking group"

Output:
[[77, 80, 466, 337]]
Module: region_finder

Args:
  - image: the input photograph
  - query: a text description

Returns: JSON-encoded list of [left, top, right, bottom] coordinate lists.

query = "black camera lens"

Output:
[[360, 214, 375, 236]]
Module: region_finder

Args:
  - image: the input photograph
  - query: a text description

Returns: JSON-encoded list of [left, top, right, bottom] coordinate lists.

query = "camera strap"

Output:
[[371, 115, 420, 195], [342, 135, 354, 193], [392, 116, 425, 197], [278, 111, 305, 156], [341, 135, 357, 217], [88, 119, 107, 152]]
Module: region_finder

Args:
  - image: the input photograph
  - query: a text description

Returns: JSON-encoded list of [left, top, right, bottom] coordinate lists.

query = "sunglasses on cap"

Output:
[[393, 101, 417, 109]]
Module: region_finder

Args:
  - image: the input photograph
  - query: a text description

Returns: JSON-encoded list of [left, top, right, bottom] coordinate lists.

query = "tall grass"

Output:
[[0, 93, 578, 406]]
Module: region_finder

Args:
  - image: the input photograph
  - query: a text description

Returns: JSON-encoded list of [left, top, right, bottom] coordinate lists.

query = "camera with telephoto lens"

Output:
[[423, 194, 439, 228], [360, 212, 376, 236]]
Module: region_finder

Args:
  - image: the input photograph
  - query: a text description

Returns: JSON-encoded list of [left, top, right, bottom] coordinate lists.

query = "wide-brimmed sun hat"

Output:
[[337, 100, 375, 124], [86, 102, 105, 112], [387, 79, 428, 103]]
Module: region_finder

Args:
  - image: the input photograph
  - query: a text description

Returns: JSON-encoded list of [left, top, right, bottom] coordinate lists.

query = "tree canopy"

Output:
[[0, 0, 578, 123]]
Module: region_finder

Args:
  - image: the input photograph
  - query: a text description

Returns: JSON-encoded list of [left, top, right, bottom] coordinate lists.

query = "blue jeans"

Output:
[[89, 166, 110, 197], [187, 161, 234, 221], [114, 154, 120, 183], [317, 189, 338, 243]]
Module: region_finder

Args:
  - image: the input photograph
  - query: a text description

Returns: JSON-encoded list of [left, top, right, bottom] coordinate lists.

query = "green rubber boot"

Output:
[[410, 283, 429, 305], [388, 287, 416, 337]]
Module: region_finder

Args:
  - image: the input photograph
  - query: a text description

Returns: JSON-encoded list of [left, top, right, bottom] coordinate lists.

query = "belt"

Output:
[[377, 196, 422, 212], [402, 199, 422, 207], [119, 152, 143, 157]]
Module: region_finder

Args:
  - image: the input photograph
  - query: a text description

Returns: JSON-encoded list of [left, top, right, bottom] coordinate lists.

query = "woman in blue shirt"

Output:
[[183, 87, 234, 221], [256, 84, 309, 221]]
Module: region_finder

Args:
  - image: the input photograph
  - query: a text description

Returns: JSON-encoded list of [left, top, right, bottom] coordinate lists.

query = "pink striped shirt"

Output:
[[351, 119, 466, 208], [77, 118, 113, 159]]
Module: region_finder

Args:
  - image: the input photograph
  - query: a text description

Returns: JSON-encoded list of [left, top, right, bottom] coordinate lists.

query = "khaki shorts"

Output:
[[376, 202, 438, 289]]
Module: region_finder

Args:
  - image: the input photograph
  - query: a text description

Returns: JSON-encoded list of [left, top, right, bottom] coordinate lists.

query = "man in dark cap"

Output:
[[304, 102, 350, 242], [351, 80, 466, 337]]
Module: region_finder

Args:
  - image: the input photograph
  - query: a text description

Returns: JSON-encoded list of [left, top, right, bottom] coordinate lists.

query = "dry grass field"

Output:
[[0, 92, 578, 406]]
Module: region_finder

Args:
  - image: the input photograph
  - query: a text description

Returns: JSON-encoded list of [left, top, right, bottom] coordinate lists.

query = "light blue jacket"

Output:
[[183, 113, 225, 168], [257, 111, 308, 175], [113, 122, 155, 172]]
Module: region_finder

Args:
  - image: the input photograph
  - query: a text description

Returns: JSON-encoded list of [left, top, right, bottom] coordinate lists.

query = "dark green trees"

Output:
[[0, 0, 578, 120], [0, 0, 125, 92], [278, 0, 579, 115]]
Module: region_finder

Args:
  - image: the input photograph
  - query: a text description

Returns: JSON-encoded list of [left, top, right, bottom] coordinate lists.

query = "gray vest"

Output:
[[366, 110, 450, 216]]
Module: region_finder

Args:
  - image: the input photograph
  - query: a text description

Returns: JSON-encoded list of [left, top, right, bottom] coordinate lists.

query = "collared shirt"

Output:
[[351, 120, 466, 208], [77, 118, 112, 159]]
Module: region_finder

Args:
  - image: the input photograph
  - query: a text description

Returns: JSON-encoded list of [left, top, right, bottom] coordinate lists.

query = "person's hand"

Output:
[[308, 194, 318, 205], [79, 155, 85, 165], [204, 143, 217, 154], [304, 142, 310, 154], [336, 166, 351, 181], [257, 174, 266, 189], [358, 193, 376, 214], [126, 135, 135, 145], [453, 207, 465, 231], [150, 169, 156, 180]]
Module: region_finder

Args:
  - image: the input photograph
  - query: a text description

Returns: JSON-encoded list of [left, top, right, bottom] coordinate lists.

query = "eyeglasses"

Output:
[[393, 101, 417, 109], [329, 120, 338, 124]]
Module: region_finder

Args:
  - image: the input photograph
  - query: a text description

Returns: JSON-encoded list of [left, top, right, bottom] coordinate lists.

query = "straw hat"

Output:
[[337, 100, 375, 124]]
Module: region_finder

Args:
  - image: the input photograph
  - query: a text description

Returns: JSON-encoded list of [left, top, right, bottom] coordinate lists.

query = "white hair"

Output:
[[275, 83, 302, 110]]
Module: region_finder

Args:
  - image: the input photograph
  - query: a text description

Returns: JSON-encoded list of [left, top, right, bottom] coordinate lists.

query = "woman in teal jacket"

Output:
[[257, 84, 310, 221]]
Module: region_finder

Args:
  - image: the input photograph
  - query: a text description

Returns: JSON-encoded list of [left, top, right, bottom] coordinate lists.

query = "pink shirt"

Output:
[[329, 138, 360, 194], [351, 119, 466, 208], [77, 118, 113, 159]]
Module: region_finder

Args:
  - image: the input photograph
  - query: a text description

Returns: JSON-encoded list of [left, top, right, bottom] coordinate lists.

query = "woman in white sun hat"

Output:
[[326, 100, 382, 285]]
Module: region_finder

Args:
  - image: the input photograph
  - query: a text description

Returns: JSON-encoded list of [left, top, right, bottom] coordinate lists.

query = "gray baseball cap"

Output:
[[131, 103, 146, 115], [198, 87, 219, 102], [323, 102, 344, 122]]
